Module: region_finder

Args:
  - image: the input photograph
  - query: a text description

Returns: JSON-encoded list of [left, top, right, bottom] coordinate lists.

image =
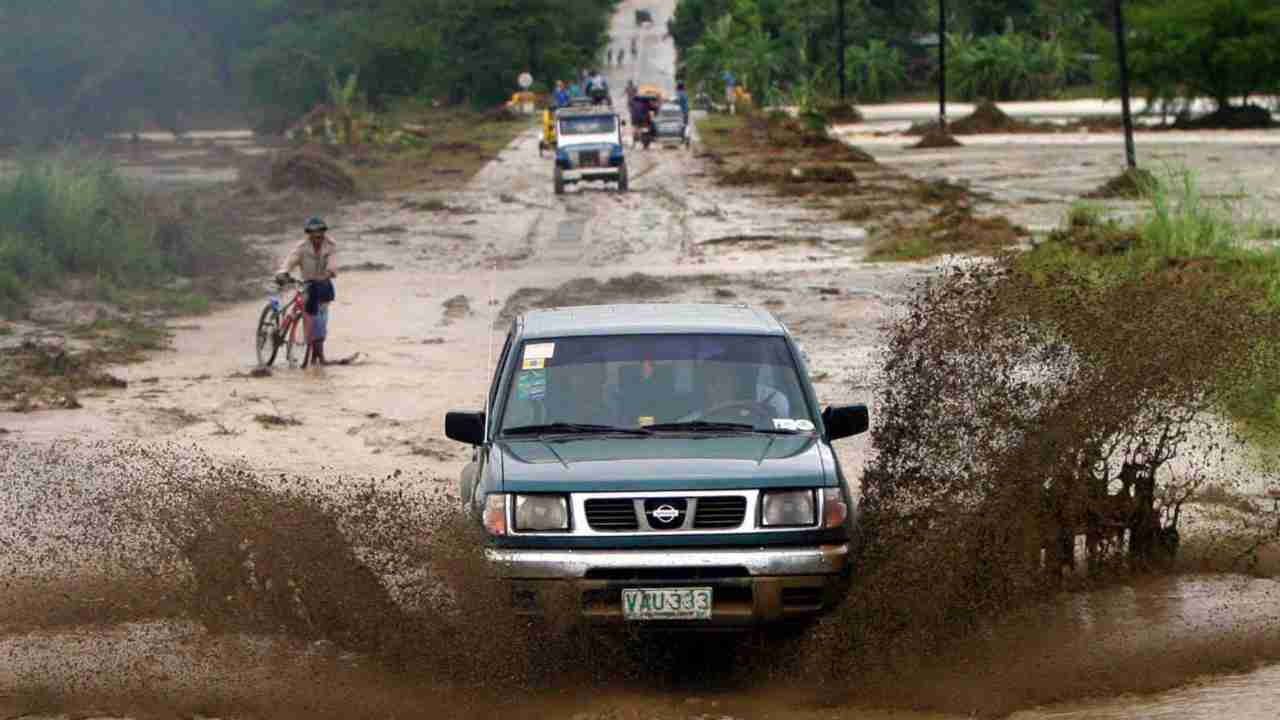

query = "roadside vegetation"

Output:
[[673, 0, 1277, 124], [0, 154, 247, 316], [1022, 170, 1280, 445]]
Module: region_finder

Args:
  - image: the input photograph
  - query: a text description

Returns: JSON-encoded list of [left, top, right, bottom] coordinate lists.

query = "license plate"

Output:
[[622, 587, 712, 621]]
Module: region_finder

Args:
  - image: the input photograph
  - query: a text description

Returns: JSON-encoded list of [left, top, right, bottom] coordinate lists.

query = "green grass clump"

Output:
[[0, 152, 236, 316], [1021, 168, 1280, 448]]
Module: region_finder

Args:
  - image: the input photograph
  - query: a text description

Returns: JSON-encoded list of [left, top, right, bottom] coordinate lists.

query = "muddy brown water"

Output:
[[4, 0, 1280, 716]]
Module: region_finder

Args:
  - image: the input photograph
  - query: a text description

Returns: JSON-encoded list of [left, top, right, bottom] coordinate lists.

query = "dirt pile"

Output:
[[787, 163, 858, 185], [1175, 103, 1274, 130], [1085, 167, 1157, 199], [820, 101, 864, 124], [870, 201, 1027, 260], [268, 148, 358, 195], [908, 101, 1025, 136], [952, 100, 1020, 133], [911, 128, 964, 149], [1, 337, 136, 412]]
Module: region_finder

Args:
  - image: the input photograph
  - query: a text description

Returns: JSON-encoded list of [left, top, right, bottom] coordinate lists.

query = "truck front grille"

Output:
[[577, 150, 601, 167], [693, 496, 748, 529], [584, 498, 639, 530]]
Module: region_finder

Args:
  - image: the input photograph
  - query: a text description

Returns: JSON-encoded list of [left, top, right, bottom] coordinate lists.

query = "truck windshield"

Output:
[[500, 334, 816, 434], [560, 116, 617, 136]]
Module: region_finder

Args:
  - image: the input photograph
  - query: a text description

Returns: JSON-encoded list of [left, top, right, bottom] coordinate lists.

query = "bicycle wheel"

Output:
[[283, 314, 310, 369], [256, 304, 282, 367]]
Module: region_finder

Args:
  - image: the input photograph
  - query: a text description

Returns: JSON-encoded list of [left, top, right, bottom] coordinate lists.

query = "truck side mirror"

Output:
[[822, 405, 869, 442], [445, 411, 486, 446]]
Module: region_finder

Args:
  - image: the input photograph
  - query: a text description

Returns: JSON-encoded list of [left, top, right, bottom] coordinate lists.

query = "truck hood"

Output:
[[497, 435, 828, 493]]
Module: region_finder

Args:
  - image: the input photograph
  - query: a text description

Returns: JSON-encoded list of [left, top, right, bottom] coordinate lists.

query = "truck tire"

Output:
[[554, 167, 565, 195], [618, 165, 629, 193]]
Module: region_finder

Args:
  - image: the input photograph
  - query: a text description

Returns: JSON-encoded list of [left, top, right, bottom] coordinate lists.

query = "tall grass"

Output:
[[1024, 168, 1280, 449], [0, 153, 231, 314]]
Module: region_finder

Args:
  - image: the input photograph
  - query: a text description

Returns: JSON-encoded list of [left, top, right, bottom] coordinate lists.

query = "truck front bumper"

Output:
[[486, 543, 850, 625]]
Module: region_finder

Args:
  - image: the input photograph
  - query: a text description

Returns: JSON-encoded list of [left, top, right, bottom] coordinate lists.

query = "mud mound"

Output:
[[1085, 167, 1156, 199], [788, 163, 858, 185], [719, 165, 778, 186], [268, 149, 357, 195], [952, 100, 1019, 133], [911, 128, 963, 149], [870, 202, 1026, 260], [820, 102, 864, 124], [907, 102, 1047, 135], [496, 273, 678, 326], [1175, 103, 1274, 130]]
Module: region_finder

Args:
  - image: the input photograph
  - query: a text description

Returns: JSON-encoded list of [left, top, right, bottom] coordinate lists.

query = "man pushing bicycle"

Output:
[[276, 217, 337, 366]]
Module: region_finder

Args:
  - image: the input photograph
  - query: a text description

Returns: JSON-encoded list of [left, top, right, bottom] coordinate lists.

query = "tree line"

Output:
[[0, 0, 618, 142], [670, 0, 1280, 114]]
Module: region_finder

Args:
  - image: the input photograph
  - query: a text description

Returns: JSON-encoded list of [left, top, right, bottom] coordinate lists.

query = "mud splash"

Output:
[[2, 428, 1280, 718]]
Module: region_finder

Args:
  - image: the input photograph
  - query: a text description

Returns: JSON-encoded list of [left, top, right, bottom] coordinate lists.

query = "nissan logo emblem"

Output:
[[650, 504, 680, 524]]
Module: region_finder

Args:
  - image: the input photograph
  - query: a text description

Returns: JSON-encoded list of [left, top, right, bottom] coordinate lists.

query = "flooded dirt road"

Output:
[[3, 0, 1280, 716]]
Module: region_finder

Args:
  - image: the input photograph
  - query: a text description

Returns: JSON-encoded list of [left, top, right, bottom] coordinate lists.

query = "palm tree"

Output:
[[683, 15, 738, 102], [845, 40, 906, 103]]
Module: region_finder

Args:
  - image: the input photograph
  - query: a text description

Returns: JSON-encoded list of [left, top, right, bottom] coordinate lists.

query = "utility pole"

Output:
[[837, 0, 847, 101], [1111, 0, 1137, 168], [938, 0, 947, 128]]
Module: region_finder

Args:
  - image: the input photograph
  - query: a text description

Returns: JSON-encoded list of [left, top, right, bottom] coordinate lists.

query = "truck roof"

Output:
[[520, 303, 786, 339]]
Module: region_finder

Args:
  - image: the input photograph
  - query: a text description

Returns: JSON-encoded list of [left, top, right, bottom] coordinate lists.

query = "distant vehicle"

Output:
[[551, 106, 628, 194], [654, 102, 690, 148], [445, 304, 869, 627], [635, 9, 654, 27]]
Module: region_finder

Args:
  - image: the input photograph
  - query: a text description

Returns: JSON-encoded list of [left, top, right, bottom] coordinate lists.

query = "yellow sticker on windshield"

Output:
[[523, 358, 545, 370]]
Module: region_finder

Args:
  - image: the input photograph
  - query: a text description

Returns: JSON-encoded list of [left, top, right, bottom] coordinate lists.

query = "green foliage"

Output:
[[845, 40, 906, 103], [1023, 170, 1280, 443], [672, 0, 1102, 106], [0, 154, 237, 315], [1121, 0, 1280, 109], [946, 32, 1077, 101]]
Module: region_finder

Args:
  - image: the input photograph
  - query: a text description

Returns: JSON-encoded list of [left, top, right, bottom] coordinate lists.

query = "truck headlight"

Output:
[[761, 490, 816, 527], [514, 494, 570, 532]]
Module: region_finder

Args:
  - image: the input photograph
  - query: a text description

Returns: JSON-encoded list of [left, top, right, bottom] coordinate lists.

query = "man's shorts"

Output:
[[309, 304, 329, 340]]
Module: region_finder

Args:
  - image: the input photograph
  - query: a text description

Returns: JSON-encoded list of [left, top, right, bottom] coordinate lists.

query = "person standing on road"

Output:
[[629, 92, 650, 145], [553, 80, 571, 108], [625, 80, 638, 103], [675, 83, 690, 126], [276, 217, 337, 367], [722, 70, 737, 115]]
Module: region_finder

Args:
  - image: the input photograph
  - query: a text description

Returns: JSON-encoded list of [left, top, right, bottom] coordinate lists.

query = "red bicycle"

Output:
[[255, 276, 314, 368]]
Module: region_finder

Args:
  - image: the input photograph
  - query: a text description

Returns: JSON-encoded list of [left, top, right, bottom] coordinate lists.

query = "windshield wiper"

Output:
[[502, 423, 651, 437], [644, 421, 811, 435], [643, 421, 757, 433]]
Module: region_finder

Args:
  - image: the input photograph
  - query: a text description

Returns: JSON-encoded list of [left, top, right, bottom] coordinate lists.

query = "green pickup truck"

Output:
[[445, 304, 868, 626]]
